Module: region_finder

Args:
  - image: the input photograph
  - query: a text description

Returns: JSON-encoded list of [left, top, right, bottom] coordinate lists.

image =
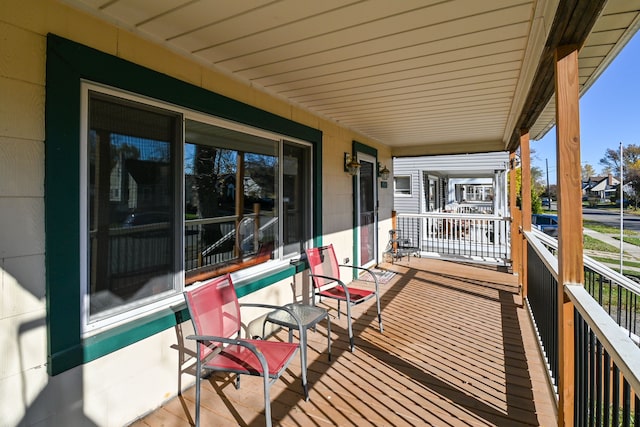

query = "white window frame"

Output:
[[394, 175, 412, 196], [80, 82, 313, 336]]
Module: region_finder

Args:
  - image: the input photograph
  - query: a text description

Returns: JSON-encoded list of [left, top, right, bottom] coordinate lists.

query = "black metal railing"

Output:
[[584, 266, 640, 341], [396, 213, 511, 264], [525, 229, 640, 425], [571, 285, 640, 426], [533, 229, 640, 342], [526, 241, 559, 388]]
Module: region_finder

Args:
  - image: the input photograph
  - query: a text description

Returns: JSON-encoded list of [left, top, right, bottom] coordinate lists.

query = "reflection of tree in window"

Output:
[[184, 119, 281, 279], [193, 145, 224, 247]]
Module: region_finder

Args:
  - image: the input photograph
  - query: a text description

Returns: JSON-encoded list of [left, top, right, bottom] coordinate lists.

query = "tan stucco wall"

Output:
[[0, 1, 392, 425]]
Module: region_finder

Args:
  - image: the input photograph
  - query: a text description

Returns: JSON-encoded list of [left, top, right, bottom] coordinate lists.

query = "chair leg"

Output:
[[300, 330, 309, 401], [195, 352, 202, 427], [263, 375, 272, 427], [376, 295, 384, 333], [346, 301, 354, 352], [327, 314, 332, 361]]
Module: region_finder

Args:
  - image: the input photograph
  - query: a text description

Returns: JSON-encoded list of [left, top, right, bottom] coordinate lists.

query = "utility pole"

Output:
[[620, 142, 624, 274], [546, 158, 550, 211]]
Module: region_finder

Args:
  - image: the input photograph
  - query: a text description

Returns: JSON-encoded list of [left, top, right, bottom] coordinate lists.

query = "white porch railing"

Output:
[[395, 212, 511, 264], [454, 202, 493, 214]]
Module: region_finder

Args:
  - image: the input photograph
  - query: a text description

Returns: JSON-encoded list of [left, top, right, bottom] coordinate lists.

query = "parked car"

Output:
[[531, 213, 558, 237], [541, 198, 551, 207], [615, 199, 631, 208]]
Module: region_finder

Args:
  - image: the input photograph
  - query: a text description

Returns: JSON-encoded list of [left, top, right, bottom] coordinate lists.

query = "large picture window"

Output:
[[45, 35, 322, 374], [81, 85, 313, 333]]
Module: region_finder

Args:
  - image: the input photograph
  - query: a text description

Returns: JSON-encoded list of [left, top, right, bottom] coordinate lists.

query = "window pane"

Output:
[[283, 142, 311, 256], [184, 120, 278, 280], [394, 176, 411, 195], [88, 92, 179, 319]]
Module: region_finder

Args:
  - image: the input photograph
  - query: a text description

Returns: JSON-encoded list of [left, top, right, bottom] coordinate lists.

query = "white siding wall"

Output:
[[393, 152, 510, 214], [392, 170, 423, 214]]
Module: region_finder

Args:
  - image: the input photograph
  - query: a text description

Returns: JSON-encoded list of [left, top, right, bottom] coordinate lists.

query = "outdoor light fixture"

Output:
[[510, 155, 521, 170], [344, 152, 361, 176], [378, 163, 390, 181]]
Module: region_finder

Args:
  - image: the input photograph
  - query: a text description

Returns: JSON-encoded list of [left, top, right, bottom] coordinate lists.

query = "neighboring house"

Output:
[[393, 152, 510, 216], [583, 174, 620, 201]]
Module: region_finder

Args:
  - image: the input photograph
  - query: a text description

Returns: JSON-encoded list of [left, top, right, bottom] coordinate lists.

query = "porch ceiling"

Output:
[[64, 0, 640, 156]]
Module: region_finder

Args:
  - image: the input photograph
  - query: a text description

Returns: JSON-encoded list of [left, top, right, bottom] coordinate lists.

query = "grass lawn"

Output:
[[590, 256, 640, 269], [583, 235, 619, 253], [616, 236, 640, 246]]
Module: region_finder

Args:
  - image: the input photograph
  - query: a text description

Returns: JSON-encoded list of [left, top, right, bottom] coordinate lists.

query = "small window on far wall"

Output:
[[394, 176, 411, 195]]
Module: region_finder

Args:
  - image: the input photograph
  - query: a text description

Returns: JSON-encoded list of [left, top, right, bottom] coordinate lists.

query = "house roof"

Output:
[[586, 175, 620, 192], [63, 0, 640, 157]]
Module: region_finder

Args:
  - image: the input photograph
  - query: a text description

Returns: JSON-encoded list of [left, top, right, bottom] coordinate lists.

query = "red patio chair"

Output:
[[305, 244, 383, 352], [184, 273, 307, 427]]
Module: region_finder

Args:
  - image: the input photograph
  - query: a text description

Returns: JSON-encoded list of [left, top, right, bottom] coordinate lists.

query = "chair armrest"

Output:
[[186, 334, 251, 348], [309, 273, 351, 299]]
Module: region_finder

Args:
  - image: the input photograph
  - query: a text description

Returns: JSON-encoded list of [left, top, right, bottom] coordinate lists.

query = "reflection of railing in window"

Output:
[[90, 222, 172, 301], [184, 208, 278, 284]]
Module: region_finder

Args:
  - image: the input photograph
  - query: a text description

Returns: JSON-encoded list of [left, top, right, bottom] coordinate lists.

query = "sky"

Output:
[[531, 30, 640, 184]]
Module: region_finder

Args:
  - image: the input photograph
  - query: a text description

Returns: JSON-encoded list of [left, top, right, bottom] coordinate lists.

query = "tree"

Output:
[[599, 144, 640, 207], [512, 166, 544, 213], [582, 163, 596, 180]]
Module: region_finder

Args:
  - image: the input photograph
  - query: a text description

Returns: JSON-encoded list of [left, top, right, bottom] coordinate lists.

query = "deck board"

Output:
[[131, 258, 557, 426]]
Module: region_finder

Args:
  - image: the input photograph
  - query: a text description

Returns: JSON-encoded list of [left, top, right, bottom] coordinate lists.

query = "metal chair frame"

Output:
[[184, 273, 307, 427], [305, 244, 383, 351]]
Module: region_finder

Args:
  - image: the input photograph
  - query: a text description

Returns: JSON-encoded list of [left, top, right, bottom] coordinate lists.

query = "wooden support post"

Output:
[[520, 130, 531, 298], [509, 151, 522, 287], [555, 44, 583, 427]]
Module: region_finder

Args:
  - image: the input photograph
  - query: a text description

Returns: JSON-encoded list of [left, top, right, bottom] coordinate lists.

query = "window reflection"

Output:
[[88, 93, 178, 318], [184, 120, 278, 282]]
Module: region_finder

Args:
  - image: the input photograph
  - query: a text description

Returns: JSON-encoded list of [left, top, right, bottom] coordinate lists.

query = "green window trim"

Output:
[[45, 34, 322, 376]]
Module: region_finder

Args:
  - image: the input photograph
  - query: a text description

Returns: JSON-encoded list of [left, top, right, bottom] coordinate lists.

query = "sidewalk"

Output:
[[583, 228, 640, 274], [583, 228, 640, 260]]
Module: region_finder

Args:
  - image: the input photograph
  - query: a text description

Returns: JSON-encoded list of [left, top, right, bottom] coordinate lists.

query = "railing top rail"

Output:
[[186, 215, 240, 226], [523, 229, 559, 280], [524, 227, 640, 295], [565, 284, 640, 393], [397, 212, 508, 220]]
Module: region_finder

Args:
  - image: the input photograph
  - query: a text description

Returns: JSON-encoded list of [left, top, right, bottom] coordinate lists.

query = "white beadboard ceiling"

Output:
[[62, 0, 640, 156]]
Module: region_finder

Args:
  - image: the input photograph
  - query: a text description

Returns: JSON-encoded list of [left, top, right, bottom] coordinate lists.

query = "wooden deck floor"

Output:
[[132, 258, 557, 426]]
